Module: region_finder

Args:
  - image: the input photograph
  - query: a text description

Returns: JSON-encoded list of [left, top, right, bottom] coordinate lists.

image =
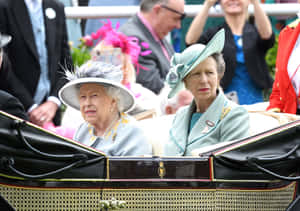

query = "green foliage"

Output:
[[265, 35, 278, 79], [70, 39, 91, 67], [263, 34, 278, 101]]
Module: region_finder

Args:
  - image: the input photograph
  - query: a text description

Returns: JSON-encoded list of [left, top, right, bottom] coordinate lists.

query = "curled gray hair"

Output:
[[140, 0, 169, 12], [211, 53, 225, 79], [105, 86, 125, 113]]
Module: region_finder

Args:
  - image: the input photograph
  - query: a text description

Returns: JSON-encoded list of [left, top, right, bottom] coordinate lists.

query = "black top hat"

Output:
[[0, 33, 11, 48]]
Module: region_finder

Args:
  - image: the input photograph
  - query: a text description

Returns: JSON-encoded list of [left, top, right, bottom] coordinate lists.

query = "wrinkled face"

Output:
[[91, 42, 124, 67], [154, 0, 185, 39], [91, 42, 135, 85], [220, 0, 249, 16], [79, 83, 115, 126], [184, 57, 219, 105]]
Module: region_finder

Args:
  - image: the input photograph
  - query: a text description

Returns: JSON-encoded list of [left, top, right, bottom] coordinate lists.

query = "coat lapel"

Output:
[[169, 103, 193, 154], [188, 92, 226, 145], [43, 0, 56, 72], [12, 0, 39, 60], [281, 23, 300, 73]]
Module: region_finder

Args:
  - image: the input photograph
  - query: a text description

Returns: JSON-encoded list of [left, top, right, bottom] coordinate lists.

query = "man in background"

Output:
[[120, 0, 185, 94], [160, 89, 193, 115], [0, 0, 72, 126]]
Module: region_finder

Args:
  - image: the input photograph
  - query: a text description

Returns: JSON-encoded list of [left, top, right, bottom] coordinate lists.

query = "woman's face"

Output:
[[220, 0, 249, 16], [79, 83, 115, 126], [91, 42, 135, 85], [184, 56, 219, 106], [91, 43, 124, 66]]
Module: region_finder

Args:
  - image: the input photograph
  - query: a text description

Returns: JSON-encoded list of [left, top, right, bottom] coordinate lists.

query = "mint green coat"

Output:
[[164, 92, 250, 156]]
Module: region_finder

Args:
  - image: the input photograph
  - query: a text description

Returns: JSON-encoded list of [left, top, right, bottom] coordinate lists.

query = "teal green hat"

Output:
[[166, 29, 225, 98]]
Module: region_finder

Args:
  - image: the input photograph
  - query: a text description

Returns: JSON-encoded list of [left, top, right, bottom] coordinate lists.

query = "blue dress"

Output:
[[225, 35, 263, 105]]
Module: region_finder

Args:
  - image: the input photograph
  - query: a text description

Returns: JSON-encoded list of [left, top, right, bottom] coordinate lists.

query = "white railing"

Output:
[[65, 4, 300, 19]]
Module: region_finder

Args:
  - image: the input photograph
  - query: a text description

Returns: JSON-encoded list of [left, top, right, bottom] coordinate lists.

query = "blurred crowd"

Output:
[[0, 0, 299, 157]]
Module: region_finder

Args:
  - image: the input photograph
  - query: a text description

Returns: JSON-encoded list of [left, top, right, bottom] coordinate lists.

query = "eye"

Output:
[[91, 93, 99, 99], [192, 72, 201, 77], [79, 95, 86, 101]]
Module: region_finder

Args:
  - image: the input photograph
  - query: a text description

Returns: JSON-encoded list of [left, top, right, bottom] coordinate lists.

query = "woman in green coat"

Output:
[[164, 29, 250, 156]]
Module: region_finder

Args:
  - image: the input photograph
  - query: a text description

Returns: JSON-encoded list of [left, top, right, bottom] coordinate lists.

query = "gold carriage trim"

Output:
[[0, 181, 296, 210]]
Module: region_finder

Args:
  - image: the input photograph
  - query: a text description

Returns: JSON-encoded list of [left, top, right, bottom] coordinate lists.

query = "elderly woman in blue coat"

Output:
[[59, 61, 152, 156], [164, 29, 250, 156]]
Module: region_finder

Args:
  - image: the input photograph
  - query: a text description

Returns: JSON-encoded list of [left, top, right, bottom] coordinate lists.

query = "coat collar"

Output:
[[13, 0, 39, 60], [12, 0, 56, 62], [43, 0, 56, 64], [281, 22, 300, 73], [170, 91, 229, 154]]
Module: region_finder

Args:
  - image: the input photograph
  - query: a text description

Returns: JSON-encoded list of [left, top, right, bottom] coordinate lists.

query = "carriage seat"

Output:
[[139, 109, 300, 156]]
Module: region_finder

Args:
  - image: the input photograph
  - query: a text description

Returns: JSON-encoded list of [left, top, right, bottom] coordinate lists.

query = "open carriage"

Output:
[[0, 110, 299, 210]]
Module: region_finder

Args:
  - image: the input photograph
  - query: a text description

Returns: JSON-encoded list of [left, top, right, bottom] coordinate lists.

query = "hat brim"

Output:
[[0, 34, 11, 48], [59, 78, 136, 113], [167, 29, 225, 99], [182, 29, 225, 79], [167, 80, 184, 99]]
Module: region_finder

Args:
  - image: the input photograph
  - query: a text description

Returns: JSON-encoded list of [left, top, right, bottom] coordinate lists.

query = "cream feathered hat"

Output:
[[59, 61, 135, 113]]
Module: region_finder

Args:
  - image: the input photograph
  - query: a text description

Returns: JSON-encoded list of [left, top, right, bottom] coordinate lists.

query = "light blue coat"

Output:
[[164, 92, 250, 156], [74, 113, 152, 156]]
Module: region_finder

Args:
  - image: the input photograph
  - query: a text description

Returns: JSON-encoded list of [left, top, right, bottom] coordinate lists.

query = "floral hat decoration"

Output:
[[83, 20, 151, 75], [59, 61, 136, 113], [166, 29, 225, 98]]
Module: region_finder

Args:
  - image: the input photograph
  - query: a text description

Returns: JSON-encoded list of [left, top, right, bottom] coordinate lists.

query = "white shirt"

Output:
[[24, 0, 42, 12]]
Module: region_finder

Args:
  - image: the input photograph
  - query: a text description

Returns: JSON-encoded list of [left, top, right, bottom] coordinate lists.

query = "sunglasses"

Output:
[[160, 4, 186, 20]]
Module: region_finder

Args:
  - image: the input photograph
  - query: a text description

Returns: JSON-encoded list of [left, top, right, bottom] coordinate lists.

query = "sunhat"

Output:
[[166, 29, 225, 98], [0, 33, 11, 48], [59, 61, 136, 113]]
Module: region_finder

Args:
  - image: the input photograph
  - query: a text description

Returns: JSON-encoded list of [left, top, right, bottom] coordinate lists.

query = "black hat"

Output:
[[0, 33, 11, 48]]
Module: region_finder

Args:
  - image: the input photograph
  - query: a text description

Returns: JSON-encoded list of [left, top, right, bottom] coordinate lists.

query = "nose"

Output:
[[198, 73, 208, 83], [81, 97, 91, 107]]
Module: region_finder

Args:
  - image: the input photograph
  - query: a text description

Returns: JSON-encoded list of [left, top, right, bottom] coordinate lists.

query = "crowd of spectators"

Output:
[[0, 0, 299, 157]]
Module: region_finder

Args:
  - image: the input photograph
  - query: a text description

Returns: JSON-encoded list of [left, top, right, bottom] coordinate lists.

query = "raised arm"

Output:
[[251, 0, 273, 39], [185, 0, 218, 45]]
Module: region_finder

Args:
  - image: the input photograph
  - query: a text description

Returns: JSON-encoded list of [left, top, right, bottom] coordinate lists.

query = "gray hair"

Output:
[[140, 0, 169, 12], [105, 86, 125, 113], [160, 93, 178, 115], [211, 53, 225, 78]]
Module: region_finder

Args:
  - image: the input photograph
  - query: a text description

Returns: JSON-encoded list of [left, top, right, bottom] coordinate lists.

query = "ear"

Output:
[[152, 4, 161, 15], [165, 105, 173, 115]]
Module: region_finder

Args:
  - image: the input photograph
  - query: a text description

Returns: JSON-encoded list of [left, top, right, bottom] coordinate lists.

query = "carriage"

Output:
[[0, 110, 299, 210]]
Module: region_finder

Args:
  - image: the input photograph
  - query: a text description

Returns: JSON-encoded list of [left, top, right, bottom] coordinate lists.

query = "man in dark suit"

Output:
[[0, 0, 72, 126], [120, 0, 185, 94], [0, 33, 28, 120]]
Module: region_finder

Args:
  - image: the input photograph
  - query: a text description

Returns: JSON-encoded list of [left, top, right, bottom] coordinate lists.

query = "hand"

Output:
[[28, 101, 58, 127], [204, 0, 219, 8], [250, 0, 260, 5]]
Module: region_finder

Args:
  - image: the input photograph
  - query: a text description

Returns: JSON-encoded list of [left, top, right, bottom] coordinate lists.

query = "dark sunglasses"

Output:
[[160, 4, 186, 20]]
